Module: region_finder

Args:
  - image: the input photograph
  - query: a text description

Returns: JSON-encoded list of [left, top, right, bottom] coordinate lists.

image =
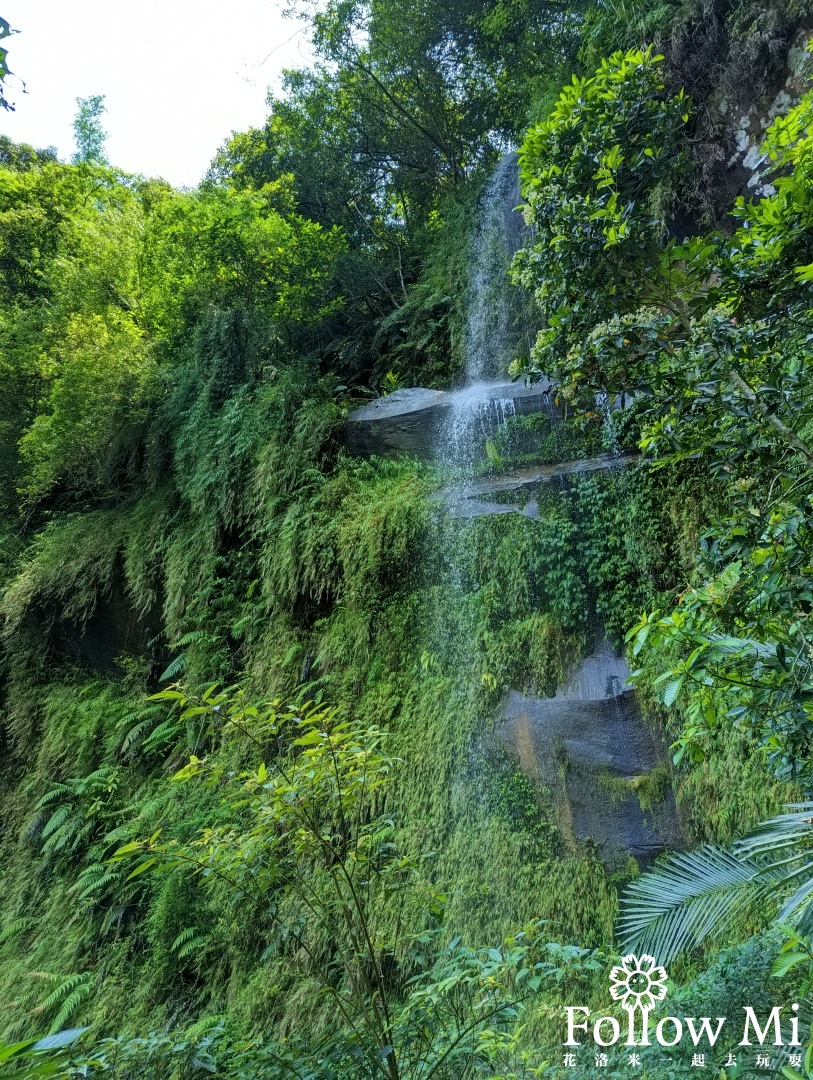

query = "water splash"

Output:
[[444, 382, 517, 471]]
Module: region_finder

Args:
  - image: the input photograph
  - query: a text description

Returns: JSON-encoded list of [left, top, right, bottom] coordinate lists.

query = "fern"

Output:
[[28, 972, 93, 1033], [141, 717, 182, 754], [52, 984, 92, 1033], [116, 705, 165, 756], [171, 927, 206, 959], [160, 630, 206, 682], [35, 784, 71, 808], [35, 767, 121, 860], [40, 805, 72, 840], [72, 863, 122, 900], [0, 917, 36, 946]]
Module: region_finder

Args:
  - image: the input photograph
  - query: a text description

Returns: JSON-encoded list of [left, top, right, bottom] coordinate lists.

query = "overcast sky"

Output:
[[0, 0, 313, 187]]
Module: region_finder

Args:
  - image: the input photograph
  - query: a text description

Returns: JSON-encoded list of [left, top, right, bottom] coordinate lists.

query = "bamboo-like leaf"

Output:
[[124, 857, 158, 882]]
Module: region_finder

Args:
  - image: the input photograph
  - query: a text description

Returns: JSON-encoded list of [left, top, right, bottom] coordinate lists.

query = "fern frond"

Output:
[[159, 631, 206, 682], [171, 927, 197, 951], [36, 785, 71, 808], [40, 805, 72, 840], [618, 845, 781, 964], [0, 917, 36, 945], [142, 718, 181, 753], [34, 973, 91, 1015], [159, 653, 189, 682], [102, 821, 141, 844], [51, 981, 92, 1033], [171, 630, 206, 649], [80, 767, 117, 787], [118, 707, 163, 754], [171, 927, 206, 959], [72, 864, 121, 899]]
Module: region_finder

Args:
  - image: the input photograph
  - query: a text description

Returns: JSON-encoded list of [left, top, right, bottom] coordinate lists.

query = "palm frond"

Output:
[[618, 845, 781, 964], [736, 802, 813, 856], [735, 803, 813, 924]]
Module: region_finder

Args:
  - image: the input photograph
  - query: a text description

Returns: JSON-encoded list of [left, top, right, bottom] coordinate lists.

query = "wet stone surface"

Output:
[[498, 639, 684, 865], [344, 388, 451, 458], [434, 453, 639, 518], [344, 382, 557, 459]]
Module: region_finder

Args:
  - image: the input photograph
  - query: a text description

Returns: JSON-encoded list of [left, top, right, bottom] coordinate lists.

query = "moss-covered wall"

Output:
[[0, 379, 784, 1044]]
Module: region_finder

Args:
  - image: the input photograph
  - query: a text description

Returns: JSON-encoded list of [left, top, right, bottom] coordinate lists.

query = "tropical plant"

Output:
[[111, 686, 604, 1078], [379, 369, 407, 395], [0, 1028, 88, 1078], [619, 802, 813, 964]]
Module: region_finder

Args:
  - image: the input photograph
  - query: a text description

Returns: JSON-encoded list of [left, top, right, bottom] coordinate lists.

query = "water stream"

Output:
[[429, 154, 683, 864], [436, 153, 537, 473], [345, 154, 683, 864], [463, 151, 532, 384]]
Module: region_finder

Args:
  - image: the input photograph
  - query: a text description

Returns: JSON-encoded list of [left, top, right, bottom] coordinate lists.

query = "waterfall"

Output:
[[438, 153, 531, 472], [424, 157, 682, 866], [343, 159, 680, 872], [463, 151, 528, 385]]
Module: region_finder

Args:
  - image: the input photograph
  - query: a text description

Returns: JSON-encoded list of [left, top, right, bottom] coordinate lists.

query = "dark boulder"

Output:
[[498, 639, 683, 865], [345, 388, 450, 458], [345, 381, 559, 459]]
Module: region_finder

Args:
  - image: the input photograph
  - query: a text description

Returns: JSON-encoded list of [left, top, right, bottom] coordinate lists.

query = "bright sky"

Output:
[[0, 0, 313, 187]]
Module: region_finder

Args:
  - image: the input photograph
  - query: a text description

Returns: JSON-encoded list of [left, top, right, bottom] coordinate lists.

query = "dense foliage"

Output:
[[4, 1, 813, 1077]]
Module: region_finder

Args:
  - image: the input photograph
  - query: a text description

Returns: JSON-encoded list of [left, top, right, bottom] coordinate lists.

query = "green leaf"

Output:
[[125, 857, 159, 882], [0, 1041, 39, 1064], [771, 951, 810, 978], [31, 1029, 89, 1050], [662, 676, 685, 707]]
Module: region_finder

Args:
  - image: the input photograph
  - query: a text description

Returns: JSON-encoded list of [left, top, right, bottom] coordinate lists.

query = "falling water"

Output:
[[463, 152, 529, 385], [437, 153, 533, 472], [421, 154, 683, 866], [428, 153, 532, 673]]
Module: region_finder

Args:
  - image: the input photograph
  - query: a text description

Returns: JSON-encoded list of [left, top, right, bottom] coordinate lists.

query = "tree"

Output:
[[71, 94, 108, 165], [113, 686, 604, 1079], [511, 47, 691, 395]]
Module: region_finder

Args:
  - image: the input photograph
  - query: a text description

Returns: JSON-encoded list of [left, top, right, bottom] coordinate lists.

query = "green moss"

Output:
[[0, 337, 788, 1052], [595, 764, 671, 813]]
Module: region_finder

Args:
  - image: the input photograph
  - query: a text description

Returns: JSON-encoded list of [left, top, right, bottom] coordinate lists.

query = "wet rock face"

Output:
[[50, 575, 165, 678], [498, 639, 684, 865], [344, 382, 557, 459], [345, 388, 450, 458], [434, 453, 638, 519], [721, 27, 813, 201]]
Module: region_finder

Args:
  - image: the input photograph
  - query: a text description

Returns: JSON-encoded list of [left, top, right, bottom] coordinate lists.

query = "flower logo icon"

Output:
[[609, 954, 668, 1011]]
